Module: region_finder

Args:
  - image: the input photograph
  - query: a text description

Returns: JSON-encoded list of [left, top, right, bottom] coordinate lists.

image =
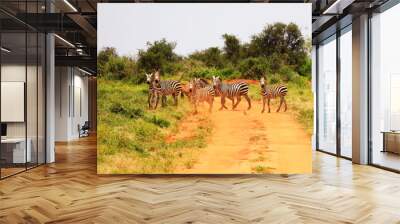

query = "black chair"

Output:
[[79, 121, 90, 138]]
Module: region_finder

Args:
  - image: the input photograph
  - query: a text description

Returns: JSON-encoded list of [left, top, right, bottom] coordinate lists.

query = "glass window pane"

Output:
[[371, 4, 400, 171], [318, 36, 337, 154], [38, 33, 45, 165], [0, 0, 46, 179], [1, 32, 27, 177], [340, 28, 352, 158], [27, 31, 38, 169]]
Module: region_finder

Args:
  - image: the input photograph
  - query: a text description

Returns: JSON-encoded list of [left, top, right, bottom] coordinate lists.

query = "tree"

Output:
[[222, 34, 241, 65], [248, 22, 307, 69], [238, 57, 270, 79], [137, 39, 178, 74], [285, 23, 307, 66], [189, 47, 224, 68], [98, 47, 117, 76], [105, 56, 126, 79], [249, 22, 287, 58]]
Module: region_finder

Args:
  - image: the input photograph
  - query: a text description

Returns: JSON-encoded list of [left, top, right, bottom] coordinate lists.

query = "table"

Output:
[[381, 131, 400, 154], [1, 138, 32, 164]]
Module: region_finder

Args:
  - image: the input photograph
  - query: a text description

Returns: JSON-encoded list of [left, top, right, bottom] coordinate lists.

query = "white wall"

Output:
[[55, 67, 89, 141], [55, 66, 70, 141], [72, 73, 89, 138], [1, 65, 34, 138]]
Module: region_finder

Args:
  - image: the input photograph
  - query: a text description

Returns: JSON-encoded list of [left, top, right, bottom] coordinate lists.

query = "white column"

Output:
[[46, 32, 55, 163], [312, 45, 317, 151], [55, 67, 73, 141], [352, 14, 369, 164]]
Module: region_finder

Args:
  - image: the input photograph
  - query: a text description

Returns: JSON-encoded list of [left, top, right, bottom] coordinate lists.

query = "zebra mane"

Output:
[[198, 78, 209, 85]]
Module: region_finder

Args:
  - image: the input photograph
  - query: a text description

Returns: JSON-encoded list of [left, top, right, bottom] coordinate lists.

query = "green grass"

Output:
[[97, 75, 313, 173], [286, 77, 314, 135], [248, 83, 262, 101], [97, 78, 212, 174], [248, 76, 313, 135]]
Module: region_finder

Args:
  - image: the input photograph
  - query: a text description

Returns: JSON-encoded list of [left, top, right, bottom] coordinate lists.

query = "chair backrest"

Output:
[[82, 121, 90, 129]]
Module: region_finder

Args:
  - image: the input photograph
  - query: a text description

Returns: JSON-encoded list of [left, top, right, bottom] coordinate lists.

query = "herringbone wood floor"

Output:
[[1, 136, 400, 224]]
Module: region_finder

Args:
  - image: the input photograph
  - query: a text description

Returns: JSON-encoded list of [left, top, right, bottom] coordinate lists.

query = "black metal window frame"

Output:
[[315, 22, 352, 161], [315, 0, 400, 173], [367, 1, 400, 173], [0, 0, 48, 180]]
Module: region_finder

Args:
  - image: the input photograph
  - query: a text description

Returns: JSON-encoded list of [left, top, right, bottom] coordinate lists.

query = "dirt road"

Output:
[[178, 100, 312, 174]]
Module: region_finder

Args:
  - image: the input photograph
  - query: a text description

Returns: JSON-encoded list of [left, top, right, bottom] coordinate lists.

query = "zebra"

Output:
[[212, 76, 251, 110], [145, 73, 158, 109], [153, 70, 183, 108], [186, 78, 210, 103], [189, 78, 215, 113], [181, 83, 192, 100], [195, 78, 210, 88], [260, 77, 288, 113]]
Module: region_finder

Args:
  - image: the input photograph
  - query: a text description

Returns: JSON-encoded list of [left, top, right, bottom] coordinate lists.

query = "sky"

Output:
[[98, 3, 311, 57]]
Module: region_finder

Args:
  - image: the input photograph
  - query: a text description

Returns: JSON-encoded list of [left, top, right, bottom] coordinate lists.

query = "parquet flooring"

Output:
[[1, 135, 400, 223]]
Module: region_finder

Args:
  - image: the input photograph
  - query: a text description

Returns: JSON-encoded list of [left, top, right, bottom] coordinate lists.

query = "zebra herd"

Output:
[[145, 71, 288, 114]]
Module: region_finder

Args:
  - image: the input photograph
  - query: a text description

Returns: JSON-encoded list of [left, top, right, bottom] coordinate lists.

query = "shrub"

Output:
[[127, 108, 145, 119], [98, 47, 117, 76], [130, 71, 145, 84], [110, 102, 124, 114], [279, 65, 297, 82], [109, 102, 144, 119], [292, 75, 308, 88], [269, 74, 282, 84], [146, 116, 170, 128], [188, 67, 240, 80], [137, 39, 179, 73], [104, 56, 126, 79], [189, 47, 225, 68], [132, 144, 147, 155], [297, 57, 311, 79], [100, 55, 139, 82], [238, 57, 270, 79]]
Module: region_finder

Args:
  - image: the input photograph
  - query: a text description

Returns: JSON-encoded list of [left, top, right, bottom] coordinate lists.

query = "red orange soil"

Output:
[[175, 99, 312, 174]]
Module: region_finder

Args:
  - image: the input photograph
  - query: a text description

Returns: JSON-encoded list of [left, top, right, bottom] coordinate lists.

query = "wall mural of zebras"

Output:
[[97, 4, 313, 175]]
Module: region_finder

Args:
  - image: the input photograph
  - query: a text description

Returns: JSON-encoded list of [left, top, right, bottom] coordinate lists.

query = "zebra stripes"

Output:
[[146, 73, 158, 109], [155, 80, 182, 96], [189, 78, 215, 113], [212, 76, 251, 110], [260, 77, 288, 113], [145, 71, 182, 109], [153, 71, 182, 108], [146, 74, 289, 113]]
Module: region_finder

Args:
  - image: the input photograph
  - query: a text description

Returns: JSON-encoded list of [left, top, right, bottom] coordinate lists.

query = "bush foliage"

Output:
[[98, 22, 311, 83]]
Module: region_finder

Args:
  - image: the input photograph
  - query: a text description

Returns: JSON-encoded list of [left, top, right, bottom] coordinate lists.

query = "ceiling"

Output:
[[0, 0, 394, 74]]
